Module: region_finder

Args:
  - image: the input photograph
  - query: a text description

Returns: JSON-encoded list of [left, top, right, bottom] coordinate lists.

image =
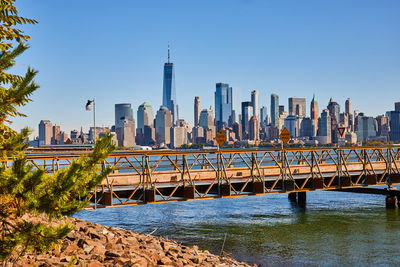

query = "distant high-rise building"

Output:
[[116, 117, 136, 147], [345, 98, 351, 114], [390, 111, 400, 141], [289, 97, 306, 117], [232, 122, 242, 141], [251, 90, 259, 122], [70, 130, 79, 140], [327, 98, 340, 121], [199, 107, 214, 130], [115, 104, 133, 128], [310, 94, 318, 136], [137, 102, 154, 134], [215, 83, 233, 130], [395, 102, 400, 112], [162, 44, 177, 124], [155, 106, 173, 145], [194, 96, 201, 126], [300, 118, 313, 137], [260, 106, 268, 127], [320, 109, 331, 142], [115, 103, 134, 145], [279, 105, 285, 115], [241, 101, 253, 138], [249, 116, 259, 141], [284, 116, 298, 138], [89, 127, 110, 141], [356, 116, 376, 141], [170, 126, 187, 148], [38, 120, 52, 146], [51, 125, 61, 145], [327, 98, 340, 143], [376, 115, 390, 138], [192, 126, 204, 144], [271, 94, 279, 128]]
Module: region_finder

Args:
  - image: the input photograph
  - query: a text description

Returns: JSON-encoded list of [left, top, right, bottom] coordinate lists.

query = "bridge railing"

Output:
[[3, 146, 400, 205]]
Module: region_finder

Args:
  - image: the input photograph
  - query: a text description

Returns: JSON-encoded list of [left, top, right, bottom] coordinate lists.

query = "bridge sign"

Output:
[[280, 127, 291, 145], [216, 129, 227, 147], [338, 127, 346, 138]]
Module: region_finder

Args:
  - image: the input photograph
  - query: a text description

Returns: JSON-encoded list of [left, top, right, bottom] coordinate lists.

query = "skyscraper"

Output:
[[241, 101, 253, 138], [162, 44, 177, 124], [249, 116, 259, 141], [260, 106, 268, 127], [327, 98, 340, 121], [390, 111, 400, 141], [310, 94, 319, 136], [320, 109, 331, 143], [394, 102, 400, 112], [279, 105, 285, 115], [136, 102, 154, 145], [288, 97, 306, 117], [115, 104, 133, 129], [116, 117, 136, 147], [251, 90, 259, 122], [271, 94, 279, 128], [284, 116, 298, 138], [345, 98, 351, 114], [327, 98, 340, 143], [155, 106, 173, 145], [38, 120, 52, 146], [137, 102, 154, 134], [194, 96, 200, 126], [215, 82, 233, 130], [356, 116, 376, 141], [115, 103, 134, 145], [199, 107, 215, 130], [51, 125, 60, 145]]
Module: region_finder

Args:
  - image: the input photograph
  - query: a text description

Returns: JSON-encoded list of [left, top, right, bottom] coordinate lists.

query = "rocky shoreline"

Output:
[[17, 217, 253, 266]]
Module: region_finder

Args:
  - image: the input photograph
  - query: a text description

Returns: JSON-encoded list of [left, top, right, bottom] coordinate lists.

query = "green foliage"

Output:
[[0, 134, 115, 262], [0, 0, 37, 52], [0, 0, 116, 264]]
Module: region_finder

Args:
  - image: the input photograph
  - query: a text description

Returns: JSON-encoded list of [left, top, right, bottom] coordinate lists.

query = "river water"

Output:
[[75, 189, 400, 266]]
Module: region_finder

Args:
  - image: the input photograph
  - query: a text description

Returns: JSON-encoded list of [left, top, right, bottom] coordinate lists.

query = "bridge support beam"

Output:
[[145, 189, 156, 203], [184, 186, 195, 199], [288, 192, 297, 202], [288, 192, 306, 206], [366, 175, 377, 185], [253, 181, 264, 194], [221, 184, 231, 197], [284, 180, 295, 191], [390, 174, 400, 184], [100, 191, 113, 206], [340, 176, 351, 187], [313, 178, 324, 189], [386, 196, 398, 209], [298, 192, 306, 205], [332, 187, 400, 209]]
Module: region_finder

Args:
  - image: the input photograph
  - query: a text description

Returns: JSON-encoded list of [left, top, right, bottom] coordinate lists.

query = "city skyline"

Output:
[[12, 0, 400, 137]]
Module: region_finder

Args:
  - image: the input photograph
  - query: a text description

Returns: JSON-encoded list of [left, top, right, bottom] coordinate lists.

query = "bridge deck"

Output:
[[11, 146, 400, 207]]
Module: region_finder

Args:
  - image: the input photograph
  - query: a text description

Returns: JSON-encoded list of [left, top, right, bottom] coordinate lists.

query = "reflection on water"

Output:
[[75, 190, 400, 266]]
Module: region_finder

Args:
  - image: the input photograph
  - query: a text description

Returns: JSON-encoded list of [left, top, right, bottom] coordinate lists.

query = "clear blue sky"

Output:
[[12, 0, 400, 137]]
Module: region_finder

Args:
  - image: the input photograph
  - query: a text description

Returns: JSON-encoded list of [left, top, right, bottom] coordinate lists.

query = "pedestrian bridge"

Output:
[[19, 146, 400, 207]]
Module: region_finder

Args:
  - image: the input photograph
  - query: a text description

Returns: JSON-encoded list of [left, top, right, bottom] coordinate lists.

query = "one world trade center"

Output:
[[162, 44, 177, 124]]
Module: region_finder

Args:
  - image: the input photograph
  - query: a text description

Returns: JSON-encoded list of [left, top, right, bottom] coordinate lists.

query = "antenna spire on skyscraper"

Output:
[[168, 42, 170, 63]]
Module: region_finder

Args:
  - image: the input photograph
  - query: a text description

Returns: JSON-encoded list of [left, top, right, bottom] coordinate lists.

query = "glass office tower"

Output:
[[163, 45, 177, 124], [271, 94, 279, 128], [215, 82, 233, 130]]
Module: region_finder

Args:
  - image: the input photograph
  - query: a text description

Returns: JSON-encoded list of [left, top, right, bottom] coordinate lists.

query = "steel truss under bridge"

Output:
[[7, 146, 400, 207]]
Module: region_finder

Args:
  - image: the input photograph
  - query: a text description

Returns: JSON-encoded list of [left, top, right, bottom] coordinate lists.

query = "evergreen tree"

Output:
[[0, 0, 115, 264]]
